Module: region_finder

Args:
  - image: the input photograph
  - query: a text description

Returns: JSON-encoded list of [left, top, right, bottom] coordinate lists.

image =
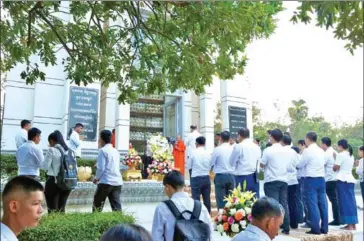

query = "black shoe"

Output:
[[328, 221, 341, 226], [282, 230, 290, 235], [306, 231, 321, 235]]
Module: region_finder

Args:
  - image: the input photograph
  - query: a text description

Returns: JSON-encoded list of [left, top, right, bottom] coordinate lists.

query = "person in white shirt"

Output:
[[333, 139, 358, 230], [296, 139, 307, 226], [184, 125, 201, 178], [229, 128, 261, 197], [260, 129, 291, 234], [297, 132, 328, 235], [1, 176, 44, 241], [151, 170, 213, 241], [14, 119, 31, 149], [92, 130, 123, 212], [187, 136, 212, 213], [355, 146, 364, 209], [16, 127, 44, 180], [43, 131, 72, 214], [67, 123, 84, 158], [210, 131, 235, 209], [321, 137, 340, 226], [281, 135, 300, 229], [215, 133, 221, 147]]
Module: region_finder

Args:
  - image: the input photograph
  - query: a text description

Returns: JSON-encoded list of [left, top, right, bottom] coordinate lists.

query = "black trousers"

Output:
[[44, 176, 71, 213], [264, 181, 290, 232], [93, 183, 122, 212], [288, 184, 300, 229], [360, 181, 364, 204], [191, 175, 211, 213], [326, 181, 341, 224]]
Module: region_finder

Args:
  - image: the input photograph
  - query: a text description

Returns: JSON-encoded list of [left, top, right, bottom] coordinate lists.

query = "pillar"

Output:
[[115, 90, 130, 153], [200, 85, 215, 153], [182, 92, 192, 139], [99, 83, 117, 132]]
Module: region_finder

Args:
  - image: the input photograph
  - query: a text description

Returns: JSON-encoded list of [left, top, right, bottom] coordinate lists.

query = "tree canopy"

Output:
[[1, 1, 362, 102]]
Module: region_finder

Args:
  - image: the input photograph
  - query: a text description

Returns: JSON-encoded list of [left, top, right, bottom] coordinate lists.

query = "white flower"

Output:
[[218, 209, 224, 215], [238, 209, 246, 217], [218, 215, 222, 222], [216, 224, 224, 234], [231, 223, 240, 233], [240, 220, 247, 228], [163, 169, 168, 174], [225, 202, 232, 208], [245, 207, 251, 214], [229, 208, 237, 216]]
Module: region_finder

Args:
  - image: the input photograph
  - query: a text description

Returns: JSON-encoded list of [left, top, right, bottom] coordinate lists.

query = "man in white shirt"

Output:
[[93, 130, 123, 212], [184, 125, 201, 178], [67, 123, 84, 158], [297, 139, 308, 226], [321, 137, 340, 226], [152, 170, 213, 241], [260, 129, 291, 234], [232, 197, 284, 241], [14, 119, 31, 149], [188, 136, 212, 213], [281, 135, 300, 229], [297, 132, 328, 235], [16, 127, 44, 180], [229, 128, 261, 197], [1, 176, 44, 241], [210, 131, 235, 209]]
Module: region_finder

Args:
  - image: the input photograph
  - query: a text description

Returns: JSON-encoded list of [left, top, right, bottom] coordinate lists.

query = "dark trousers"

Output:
[[360, 182, 364, 204], [305, 177, 328, 234], [44, 176, 71, 213], [214, 173, 235, 209], [93, 183, 122, 212], [337, 181, 358, 224], [191, 175, 211, 213], [288, 184, 300, 229], [264, 181, 290, 232], [326, 181, 341, 224], [299, 178, 310, 225], [234, 173, 259, 198], [296, 179, 304, 223]]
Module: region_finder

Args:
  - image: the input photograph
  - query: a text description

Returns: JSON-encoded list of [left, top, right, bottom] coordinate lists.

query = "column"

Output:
[[220, 75, 253, 135], [181, 91, 192, 139], [199, 85, 215, 153], [99, 83, 117, 132], [115, 90, 130, 153]]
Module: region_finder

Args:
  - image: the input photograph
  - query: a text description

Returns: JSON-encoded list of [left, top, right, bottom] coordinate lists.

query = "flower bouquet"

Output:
[[147, 135, 174, 180], [123, 147, 142, 170], [214, 183, 257, 237], [147, 160, 173, 181]]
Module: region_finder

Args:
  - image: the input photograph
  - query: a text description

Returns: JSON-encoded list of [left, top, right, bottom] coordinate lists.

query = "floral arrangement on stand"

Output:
[[147, 135, 174, 180], [214, 183, 257, 238], [123, 147, 142, 170]]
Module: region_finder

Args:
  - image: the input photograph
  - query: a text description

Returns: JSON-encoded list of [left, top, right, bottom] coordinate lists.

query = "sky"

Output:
[[212, 2, 363, 126]]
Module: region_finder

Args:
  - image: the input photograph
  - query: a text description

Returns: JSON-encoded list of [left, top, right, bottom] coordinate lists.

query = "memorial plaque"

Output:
[[228, 106, 247, 138], [68, 86, 99, 142]]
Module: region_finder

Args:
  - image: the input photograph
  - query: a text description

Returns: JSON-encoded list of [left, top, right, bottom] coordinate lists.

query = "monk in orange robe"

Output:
[[173, 135, 186, 176]]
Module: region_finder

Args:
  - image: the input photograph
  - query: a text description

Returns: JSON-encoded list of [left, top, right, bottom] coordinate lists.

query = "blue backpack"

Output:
[[55, 147, 78, 190]]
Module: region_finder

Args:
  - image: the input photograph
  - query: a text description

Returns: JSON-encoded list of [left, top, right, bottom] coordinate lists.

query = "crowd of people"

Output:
[[1, 120, 363, 241]]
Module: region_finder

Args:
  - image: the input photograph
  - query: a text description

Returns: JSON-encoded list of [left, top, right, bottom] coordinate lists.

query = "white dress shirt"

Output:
[[1, 223, 18, 241], [68, 131, 82, 157], [42, 144, 64, 177], [356, 158, 363, 182], [210, 143, 234, 174], [231, 224, 271, 241], [187, 147, 211, 178], [260, 143, 292, 183], [297, 143, 326, 178], [282, 146, 300, 186], [95, 144, 123, 186], [16, 141, 44, 176], [229, 139, 261, 176], [15, 129, 27, 149], [151, 192, 213, 241], [324, 147, 338, 182], [335, 151, 356, 184], [184, 130, 201, 159], [297, 154, 305, 179]]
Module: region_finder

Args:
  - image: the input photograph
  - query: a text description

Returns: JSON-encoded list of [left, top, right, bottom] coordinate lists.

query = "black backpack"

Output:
[[55, 146, 78, 190], [163, 200, 211, 241]]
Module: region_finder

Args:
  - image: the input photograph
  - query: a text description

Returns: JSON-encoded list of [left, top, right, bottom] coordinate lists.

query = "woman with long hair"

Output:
[[43, 130, 71, 213], [333, 139, 358, 230]]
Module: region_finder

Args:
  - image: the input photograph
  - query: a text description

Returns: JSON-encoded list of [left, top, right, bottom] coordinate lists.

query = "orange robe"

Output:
[[173, 140, 186, 175], [111, 133, 116, 148]]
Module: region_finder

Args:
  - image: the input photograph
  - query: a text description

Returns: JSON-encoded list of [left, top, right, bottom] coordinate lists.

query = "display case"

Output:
[[130, 94, 164, 154]]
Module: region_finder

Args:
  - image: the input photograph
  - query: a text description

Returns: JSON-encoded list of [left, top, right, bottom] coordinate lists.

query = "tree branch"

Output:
[[87, 2, 108, 45], [27, 1, 43, 46]]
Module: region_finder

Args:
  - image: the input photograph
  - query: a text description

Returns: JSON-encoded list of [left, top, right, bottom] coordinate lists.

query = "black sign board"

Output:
[[228, 106, 247, 138], [68, 86, 99, 142]]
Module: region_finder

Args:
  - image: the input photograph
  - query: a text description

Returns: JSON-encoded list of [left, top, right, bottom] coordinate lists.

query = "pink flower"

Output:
[[247, 214, 252, 222], [228, 217, 235, 225]]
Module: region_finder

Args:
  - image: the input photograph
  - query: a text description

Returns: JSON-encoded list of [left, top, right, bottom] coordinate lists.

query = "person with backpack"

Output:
[[151, 170, 213, 241], [43, 130, 76, 213]]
